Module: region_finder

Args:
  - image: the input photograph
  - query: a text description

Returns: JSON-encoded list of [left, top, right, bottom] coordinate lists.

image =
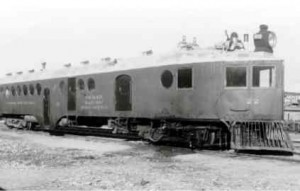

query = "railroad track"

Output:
[[4, 124, 300, 161], [51, 126, 300, 155], [235, 151, 300, 163], [197, 147, 300, 164]]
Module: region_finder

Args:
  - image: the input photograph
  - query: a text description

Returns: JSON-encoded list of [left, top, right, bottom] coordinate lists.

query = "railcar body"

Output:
[[0, 49, 293, 154]]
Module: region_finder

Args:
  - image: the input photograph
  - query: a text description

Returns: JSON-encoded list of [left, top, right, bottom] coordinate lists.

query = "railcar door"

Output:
[[115, 75, 132, 111], [250, 62, 283, 119], [217, 64, 251, 120], [68, 78, 76, 111], [43, 88, 50, 125]]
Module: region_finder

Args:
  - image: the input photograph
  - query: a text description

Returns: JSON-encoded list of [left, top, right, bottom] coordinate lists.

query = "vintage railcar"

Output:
[[0, 27, 294, 154]]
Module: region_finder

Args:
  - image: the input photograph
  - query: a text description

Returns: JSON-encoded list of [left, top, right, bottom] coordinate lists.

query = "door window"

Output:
[[252, 66, 275, 88]]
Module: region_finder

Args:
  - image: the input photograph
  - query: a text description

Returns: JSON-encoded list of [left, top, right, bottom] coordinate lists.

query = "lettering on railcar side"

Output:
[[6, 101, 35, 105], [246, 98, 260, 105], [80, 94, 108, 110]]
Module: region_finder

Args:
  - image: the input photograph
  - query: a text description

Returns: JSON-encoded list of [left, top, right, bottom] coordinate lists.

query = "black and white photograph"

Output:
[[0, 0, 300, 190]]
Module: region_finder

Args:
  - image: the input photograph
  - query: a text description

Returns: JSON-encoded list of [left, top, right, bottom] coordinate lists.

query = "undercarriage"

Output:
[[1, 115, 294, 155]]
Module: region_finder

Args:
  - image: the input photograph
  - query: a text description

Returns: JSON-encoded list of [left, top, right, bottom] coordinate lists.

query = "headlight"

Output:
[[268, 32, 277, 48]]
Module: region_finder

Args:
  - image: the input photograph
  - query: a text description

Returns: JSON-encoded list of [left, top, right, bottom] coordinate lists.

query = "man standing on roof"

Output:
[[224, 32, 244, 51]]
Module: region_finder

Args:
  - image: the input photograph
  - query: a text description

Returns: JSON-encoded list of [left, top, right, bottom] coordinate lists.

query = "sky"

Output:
[[0, 0, 300, 91]]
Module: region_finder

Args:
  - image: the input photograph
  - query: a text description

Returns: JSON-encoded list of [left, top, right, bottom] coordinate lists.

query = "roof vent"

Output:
[[16, 71, 23, 75], [177, 35, 187, 49], [41, 62, 47, 71], [64, 63, 72, 68], [191, 37, 199, 48], [81, 60, 89, 65], [142, 50, 153, 56], [109, 59, 118, 65], [28, 69, 35, 73], [101, 57, 117, 66], [102, 57, 111, 62], [177, 35, 199, 50], [6, 73, 12, 76]]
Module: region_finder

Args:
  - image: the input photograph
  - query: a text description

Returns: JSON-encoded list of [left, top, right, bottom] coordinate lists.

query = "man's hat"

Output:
[[259, 24, 268, 30], [230, 32, 238, 38]]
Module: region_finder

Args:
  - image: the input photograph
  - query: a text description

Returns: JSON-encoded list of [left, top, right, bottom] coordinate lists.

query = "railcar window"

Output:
[[178, 68, 192, 88], [161, 70, 173, 88], [11, 87, 16, 96], [5, 87, 10, 98], [225, 67, 247, 87], [23, 85, 28, 95], [36, 83, 42, 95], [88, 78, 95, 91], [17, 86, 21, 96], [29, 84, 35, 95], [59, 81, 65, 91], [252, 66, 275, 88], [78, 79, 85, 90]]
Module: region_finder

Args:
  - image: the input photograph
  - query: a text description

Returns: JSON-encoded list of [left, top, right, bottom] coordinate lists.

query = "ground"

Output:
[[0, 122, 300, 190]]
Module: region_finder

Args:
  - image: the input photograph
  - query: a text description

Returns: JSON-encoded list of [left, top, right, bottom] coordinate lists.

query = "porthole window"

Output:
[[178, 68, 192, 88], [78, 79, 85, 90], [29, 84, 35, 95], [36, 83, 42, 95], [17, 86, 21, 96], [88, 78, 95, 91], [23, 85, 28, 96], [11, 86, 16, 96], [161, 70, 173, 88]]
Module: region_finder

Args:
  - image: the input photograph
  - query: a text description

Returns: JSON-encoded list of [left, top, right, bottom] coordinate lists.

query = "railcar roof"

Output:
[[0, 49, 282, 85]]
